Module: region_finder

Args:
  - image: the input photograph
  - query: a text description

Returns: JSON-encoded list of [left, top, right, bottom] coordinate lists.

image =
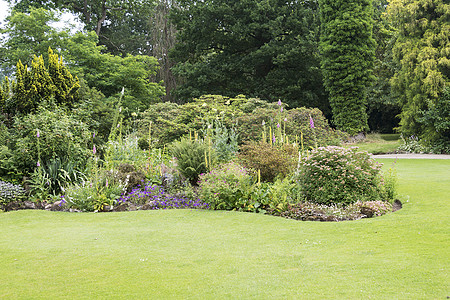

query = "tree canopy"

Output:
[[387, 0, 449, 150], [170, 0, 328, 112]]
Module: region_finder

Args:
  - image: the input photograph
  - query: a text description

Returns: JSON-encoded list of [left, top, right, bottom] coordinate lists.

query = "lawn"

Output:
[[0, 159, 448, 299], [345, 133, 402, 154]]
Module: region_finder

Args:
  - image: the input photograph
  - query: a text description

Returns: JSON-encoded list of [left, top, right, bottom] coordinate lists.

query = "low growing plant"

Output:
[[0, 180, 27, 211]]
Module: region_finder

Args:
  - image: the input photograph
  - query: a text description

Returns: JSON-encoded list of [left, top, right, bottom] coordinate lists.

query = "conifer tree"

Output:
[[10, 48, 80, 114], [318, 0, 375, 135], [47, 48, 80, 106]]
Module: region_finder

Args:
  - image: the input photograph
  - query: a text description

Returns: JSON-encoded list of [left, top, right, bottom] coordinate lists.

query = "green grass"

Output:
[[1, 159, 449, 299], [345, 133, 402, 154]]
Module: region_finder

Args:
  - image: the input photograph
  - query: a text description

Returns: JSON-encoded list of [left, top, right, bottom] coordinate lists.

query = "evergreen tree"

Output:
[[9, 49, 80, 115], [47, 48, 80, 106], [318, 0, 376, 135]]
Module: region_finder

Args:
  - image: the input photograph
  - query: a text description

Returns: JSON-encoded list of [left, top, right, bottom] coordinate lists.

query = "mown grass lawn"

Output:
[[345, 133, 402, 154], [1, 159, 449, 299]]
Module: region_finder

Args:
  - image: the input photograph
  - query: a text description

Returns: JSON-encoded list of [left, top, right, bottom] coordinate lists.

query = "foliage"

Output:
[[64, 168, 128, 212], [236, 105, 346, 147], [238, 141, 297, 183], [170, 0, 328, 110], [387, 0, 449, 146], [202, 121, 239, 163], [0, 7, 70, 75], [104, 136, 148, 170], [137, 95, 247, 147], [418, 86, 450, 153], [397, 134, 430, 154], [318, 0, 376, 135], [366, 0, 400, 133], [298, 146, 388, 205], [5, 48, 80, 115], [0, 180, 27, 210], [198, 161, 254, 210], [12, 106, 91, 174], [118, 183, 209, 209], [170, 138, 215, 185]]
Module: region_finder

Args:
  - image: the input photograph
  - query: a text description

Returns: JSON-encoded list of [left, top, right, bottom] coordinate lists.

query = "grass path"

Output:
[[0, 159, 449, 299]]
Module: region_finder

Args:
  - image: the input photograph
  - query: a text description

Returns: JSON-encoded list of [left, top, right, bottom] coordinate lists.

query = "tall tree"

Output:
[[387, 0, 449, 150], [318, 0, 376, 135], [170, 0, 328, 112], [366, 0, 400, 133], [6, 0, 157, 56]]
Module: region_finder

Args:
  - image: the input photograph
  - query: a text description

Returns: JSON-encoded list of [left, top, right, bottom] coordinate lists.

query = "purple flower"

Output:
[[280, 107, 283, 112], [37, 161, 40, 167], [309, 115, 315, 129], [273, 135, 276, 143], [277, 99, 282, 106], [36, 130, 40, 138], [93, 145, 97, 155], [284, 118, 287, 122], [93, 132, 96, 138], [277, 123, 280, 128]]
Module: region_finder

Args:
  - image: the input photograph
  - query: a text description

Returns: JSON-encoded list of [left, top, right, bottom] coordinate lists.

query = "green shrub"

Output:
[[236, 105, 346, 146], [12, 106, 91, 173], [64, 168, 127, 212], [202, 121, 239, 163], [198, 161, 253, 210], [170, 138, 215, 185], [238, 141, 297, 182], [298, 146, 386, 205]]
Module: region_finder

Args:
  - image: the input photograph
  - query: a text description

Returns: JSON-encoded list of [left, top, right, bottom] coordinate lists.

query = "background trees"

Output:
[[318, 0, 376, 135], [169, 0, 328, 113], [387, 0, 449, 152]]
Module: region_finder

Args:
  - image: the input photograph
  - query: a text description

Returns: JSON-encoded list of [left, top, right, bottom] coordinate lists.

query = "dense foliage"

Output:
[[318, 0, 376, 135], [298, 146, 391, 205], [170, 0, 328, 111], [387, 0, 449, 152]]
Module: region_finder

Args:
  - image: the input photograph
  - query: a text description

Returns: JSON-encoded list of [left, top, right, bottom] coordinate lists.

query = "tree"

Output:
[[170, 0, 328, 112], [0, 9, 165, 111], [6, 0, 157, 56], [387, 0, 449, 150], [0, 7, 69, 76], [8, 48, 80, 115], [318, 0, 376, 135], [366, 0, 401, 133]]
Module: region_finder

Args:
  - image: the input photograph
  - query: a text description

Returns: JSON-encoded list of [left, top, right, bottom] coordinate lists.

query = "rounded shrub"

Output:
[[198, 161, 253, 210], [238, 141, 297, 182], [170, 138, 215, 185], [298, 146, 385, 205]]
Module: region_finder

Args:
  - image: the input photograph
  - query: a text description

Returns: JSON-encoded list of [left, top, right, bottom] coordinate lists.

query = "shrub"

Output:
[[198, 161, 253, 210], [202, 120, 239, 163], [64, 168, 128, 212], [12, 106, 91, 173], [298, 146, 385, 205], [236, 105, 346, 147], [238, 141, 297, 182], [170, 138, 215, 185], [0, 181, 27, 211]]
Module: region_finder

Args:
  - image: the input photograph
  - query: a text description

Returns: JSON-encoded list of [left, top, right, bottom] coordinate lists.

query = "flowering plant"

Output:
[[298, 146, 386, 205]]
